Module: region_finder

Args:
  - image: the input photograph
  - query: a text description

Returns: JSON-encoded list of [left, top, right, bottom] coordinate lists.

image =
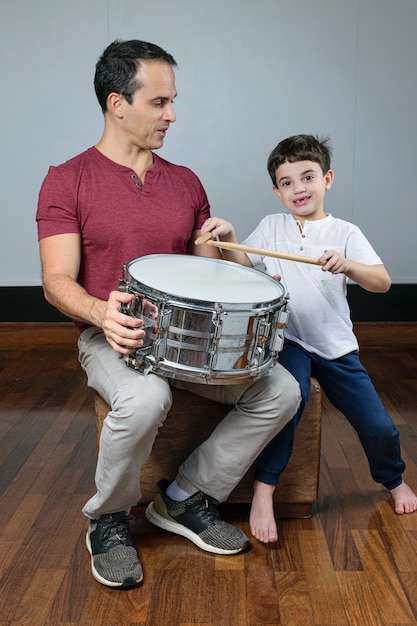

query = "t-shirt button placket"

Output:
[[130, 173, 143, 194]]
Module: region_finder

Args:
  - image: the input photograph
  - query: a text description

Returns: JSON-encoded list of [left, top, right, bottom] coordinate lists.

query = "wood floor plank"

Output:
[[179, 553, 215, 624], [275, 571, 314, 626], [214, 553, 245, 571], [12, 568, 66, 624], [299, 529, 349, 625], [371, 501, 417, 572], [317, 488, 364, 571], [335, 571, 382, 626], [213, 570, 246, 626], [398, 573, 417, 621], [0, 493, 47, 575], [272, 519, 307, 572], [0, 528, 55, 621], [245, 554, 280, 625], [48, 529, 93, 624], [352, 529, 416, 624]]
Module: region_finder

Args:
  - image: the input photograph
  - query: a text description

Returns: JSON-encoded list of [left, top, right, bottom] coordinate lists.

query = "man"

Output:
[[36, 39, 300, 588]]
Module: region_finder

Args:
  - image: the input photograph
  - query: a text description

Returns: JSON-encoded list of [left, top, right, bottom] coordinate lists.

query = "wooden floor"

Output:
[[1, 340, 417, 625]]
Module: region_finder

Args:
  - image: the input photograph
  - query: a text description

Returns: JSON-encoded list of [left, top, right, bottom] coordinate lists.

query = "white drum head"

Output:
[[127, 254, 284, 304]]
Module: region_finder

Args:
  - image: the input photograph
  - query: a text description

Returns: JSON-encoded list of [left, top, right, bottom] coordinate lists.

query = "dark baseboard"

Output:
[[0, 286, 70, 322], [0, 284, 416, 322], [347, 283, 417, 322]]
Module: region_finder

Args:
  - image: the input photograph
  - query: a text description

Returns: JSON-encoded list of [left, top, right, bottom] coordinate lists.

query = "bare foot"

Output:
[[390, 481, 417, 514], [249, 480, 278, 543]]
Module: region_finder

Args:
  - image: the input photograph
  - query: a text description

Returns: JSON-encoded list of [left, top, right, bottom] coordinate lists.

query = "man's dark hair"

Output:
[[267, 134, 332, 186], [94, 39, 177, 113]]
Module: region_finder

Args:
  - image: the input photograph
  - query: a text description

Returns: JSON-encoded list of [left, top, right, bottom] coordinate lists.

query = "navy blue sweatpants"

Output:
[[255, 341, 405, 490]]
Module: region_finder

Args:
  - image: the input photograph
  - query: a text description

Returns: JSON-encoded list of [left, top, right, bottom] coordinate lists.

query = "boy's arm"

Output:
[[200, 217, 253, 267], [319, 250, 391, 293]]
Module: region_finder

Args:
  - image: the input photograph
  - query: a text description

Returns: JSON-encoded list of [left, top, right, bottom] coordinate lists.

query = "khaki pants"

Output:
[[78, 326, 300, 519]]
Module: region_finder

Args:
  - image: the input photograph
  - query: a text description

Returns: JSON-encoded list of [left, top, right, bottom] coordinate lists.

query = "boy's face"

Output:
[[273, 160, 334, 223]]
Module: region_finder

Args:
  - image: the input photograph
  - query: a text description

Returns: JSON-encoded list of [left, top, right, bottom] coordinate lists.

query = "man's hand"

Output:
[[101, 290, 149, 354], [200, 217, 237, 242]]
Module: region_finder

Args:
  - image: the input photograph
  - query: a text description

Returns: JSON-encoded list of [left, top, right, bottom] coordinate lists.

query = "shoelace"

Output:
[[98, 515, 133, 547], [198, 496, 221, 525]]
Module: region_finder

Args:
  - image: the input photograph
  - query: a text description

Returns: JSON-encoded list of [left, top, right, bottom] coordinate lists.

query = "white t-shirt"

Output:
[[243, 213, 383, 359]]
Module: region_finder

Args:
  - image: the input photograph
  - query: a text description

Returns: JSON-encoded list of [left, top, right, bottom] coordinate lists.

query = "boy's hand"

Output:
[[319, 250, 350, 275], [319, 250, 391, 292]]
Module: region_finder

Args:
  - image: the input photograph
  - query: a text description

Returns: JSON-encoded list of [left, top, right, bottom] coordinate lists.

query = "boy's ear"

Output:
[[325, 169, 335, 189], [272, 185, 281, 200]]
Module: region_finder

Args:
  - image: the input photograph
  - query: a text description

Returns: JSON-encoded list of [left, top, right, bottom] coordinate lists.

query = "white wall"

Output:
[[1, 0, 416, 285]]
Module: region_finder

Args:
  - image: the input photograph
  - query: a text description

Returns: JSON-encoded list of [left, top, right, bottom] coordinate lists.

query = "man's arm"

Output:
[[39, 233, 147, 354]]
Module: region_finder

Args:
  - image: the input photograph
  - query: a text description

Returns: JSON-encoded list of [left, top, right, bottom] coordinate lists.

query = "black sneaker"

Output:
[[86, 512, 143, 588], [145, 479, 249, 555]]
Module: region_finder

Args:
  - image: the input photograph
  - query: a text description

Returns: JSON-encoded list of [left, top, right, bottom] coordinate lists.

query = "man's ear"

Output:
[[106, 92, 125, 118]]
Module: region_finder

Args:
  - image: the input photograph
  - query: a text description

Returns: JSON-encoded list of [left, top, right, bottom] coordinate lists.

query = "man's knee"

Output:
[[270, 365, 301, 413], [242, 364, 301, 417], [112, 375, 173, 426]]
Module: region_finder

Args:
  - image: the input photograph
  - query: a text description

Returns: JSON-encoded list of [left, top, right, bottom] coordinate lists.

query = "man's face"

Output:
[[122, 60, 177, 151]]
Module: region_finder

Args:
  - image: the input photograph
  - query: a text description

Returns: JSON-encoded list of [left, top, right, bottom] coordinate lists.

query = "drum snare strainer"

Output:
[[118, 254, 289, 384]]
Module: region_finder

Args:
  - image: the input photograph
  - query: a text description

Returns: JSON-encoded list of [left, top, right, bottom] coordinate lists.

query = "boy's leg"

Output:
[[254, 342, 312, 484], [316, 351, 417, 513], [316, 351, 404, 489], [250, 342, 311, 543]]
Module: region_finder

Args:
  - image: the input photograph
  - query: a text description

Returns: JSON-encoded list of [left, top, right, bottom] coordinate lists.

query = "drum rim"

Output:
[[125, 253, 286, 308]]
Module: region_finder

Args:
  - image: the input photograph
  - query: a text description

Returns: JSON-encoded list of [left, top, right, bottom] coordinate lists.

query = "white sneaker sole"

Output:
[[145, 498, 247, 556]]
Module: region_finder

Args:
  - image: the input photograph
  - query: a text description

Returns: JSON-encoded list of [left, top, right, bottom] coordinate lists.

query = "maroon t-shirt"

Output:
[[36, 147, 210, 327]]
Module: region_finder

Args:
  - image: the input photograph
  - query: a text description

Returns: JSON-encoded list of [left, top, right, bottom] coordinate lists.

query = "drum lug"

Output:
[[271, 308, 289, 353], [118, 286, 146, 317], [208, 311, 223, 369], [213, 314, 223, 340], [252, 346, 265, 369], [250, 318, 270, 368], [153, 307, 171, 358], [125, 350, 156, 376], [125, 305, 172, 375]]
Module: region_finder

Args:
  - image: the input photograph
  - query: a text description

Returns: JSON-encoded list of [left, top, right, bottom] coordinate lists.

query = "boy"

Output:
[[201, 134, 417, 543]]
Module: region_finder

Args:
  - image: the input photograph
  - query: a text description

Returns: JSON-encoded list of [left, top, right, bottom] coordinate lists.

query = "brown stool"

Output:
[[94, 378, 322, 518]]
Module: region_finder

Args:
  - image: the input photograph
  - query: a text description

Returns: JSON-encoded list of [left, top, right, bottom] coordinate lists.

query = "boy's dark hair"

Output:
[[94, 39, 177, 113], [267, 134, 332, 186]]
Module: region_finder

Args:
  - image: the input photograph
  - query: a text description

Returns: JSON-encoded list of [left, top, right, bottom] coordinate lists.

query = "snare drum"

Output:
[[119, 254, 288, 384]]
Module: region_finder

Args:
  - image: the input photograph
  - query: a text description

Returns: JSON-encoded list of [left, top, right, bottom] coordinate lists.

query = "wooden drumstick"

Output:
[[194, 232, 213, 245], [194, 233, 323, 266]]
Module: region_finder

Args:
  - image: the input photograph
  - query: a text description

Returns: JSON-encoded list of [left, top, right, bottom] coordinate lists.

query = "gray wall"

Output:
[[1, 0, 416, 286]]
